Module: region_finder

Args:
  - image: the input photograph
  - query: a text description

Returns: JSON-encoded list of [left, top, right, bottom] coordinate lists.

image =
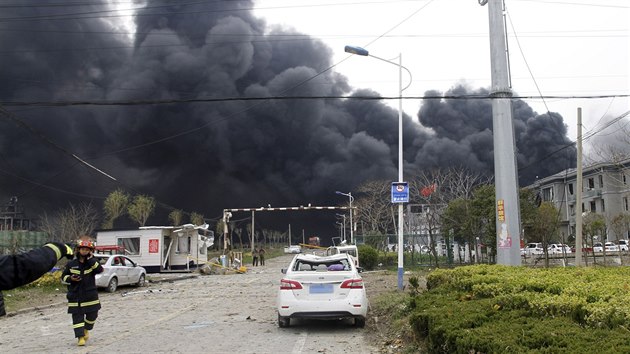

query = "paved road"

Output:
[[0, 254, 379, 353]]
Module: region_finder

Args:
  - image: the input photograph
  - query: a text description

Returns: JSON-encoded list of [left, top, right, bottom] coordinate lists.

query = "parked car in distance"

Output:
[[548, 244, 572, 255], [592, 242, 603, 253], [604, 242, 619, 252], [277, 253, 368, 328], [618, 240, 629, 251], [94, 254, 146, 293], [284, 245, 302, 254], [525, 243, 544, 256]]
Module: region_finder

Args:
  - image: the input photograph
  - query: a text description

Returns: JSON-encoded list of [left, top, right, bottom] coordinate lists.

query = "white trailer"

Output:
[[95, 224, 214, 273]]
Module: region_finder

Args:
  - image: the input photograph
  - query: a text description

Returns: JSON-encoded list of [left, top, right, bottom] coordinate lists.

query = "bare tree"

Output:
[[354, 180, 394, 235], [40, 202, 100, 243], [102, 189, 129, 229], [127, 195, 155, 227], [168, 209, 183, 226]]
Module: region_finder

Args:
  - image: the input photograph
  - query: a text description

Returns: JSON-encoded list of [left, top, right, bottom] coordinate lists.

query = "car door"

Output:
[[123, 256, 140, 284], [113, 256, 129, 285]]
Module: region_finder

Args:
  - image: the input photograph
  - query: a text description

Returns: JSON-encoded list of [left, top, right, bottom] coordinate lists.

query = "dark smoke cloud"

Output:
[[0, 1, 575, 236]]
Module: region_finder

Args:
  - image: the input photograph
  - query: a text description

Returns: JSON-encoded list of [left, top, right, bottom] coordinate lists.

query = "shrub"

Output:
[[358, 245, 378, 270]]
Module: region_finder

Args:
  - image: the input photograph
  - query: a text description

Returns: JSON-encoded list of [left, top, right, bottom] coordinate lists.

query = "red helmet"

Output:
[[77, 240, 95, 250]]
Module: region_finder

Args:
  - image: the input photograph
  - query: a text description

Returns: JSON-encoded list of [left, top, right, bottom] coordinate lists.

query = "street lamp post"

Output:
[[336, 213, 347, 243], [344, 45, 411, 290], [335, 191, 354, 244]]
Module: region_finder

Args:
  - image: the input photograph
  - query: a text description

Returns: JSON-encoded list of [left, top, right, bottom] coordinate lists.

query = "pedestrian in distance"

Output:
[[0, 242, 74, 316], [62, 238, 103, 346], [252, 247, 259, 266], [259, 246, 266, 266]]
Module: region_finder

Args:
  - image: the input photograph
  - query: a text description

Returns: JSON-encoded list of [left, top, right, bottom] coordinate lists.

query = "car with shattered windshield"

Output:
[[276, 253, 368, 328]]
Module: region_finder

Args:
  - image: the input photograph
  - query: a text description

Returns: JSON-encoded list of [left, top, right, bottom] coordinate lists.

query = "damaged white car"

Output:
[[276, 253, 368, 328]]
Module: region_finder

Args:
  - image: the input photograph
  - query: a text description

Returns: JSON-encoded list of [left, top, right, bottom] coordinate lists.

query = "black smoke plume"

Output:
[[0, 1, 576, 237]]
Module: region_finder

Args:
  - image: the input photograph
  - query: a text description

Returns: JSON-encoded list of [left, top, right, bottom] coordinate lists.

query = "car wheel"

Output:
[[107, 277, 118, 293], [354, 317, 366, 328], [278, 314, 290, 328], [136, 274, 145, 287]]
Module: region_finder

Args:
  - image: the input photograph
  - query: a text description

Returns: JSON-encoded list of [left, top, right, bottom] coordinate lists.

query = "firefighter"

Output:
[[62, 238, 103, 346], [0, 242, 74, 316]]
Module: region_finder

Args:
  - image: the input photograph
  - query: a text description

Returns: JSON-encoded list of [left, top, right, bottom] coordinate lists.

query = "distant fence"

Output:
[[0, 230, 49, 255]]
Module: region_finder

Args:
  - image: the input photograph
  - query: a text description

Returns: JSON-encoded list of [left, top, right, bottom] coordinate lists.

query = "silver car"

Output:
[[94, 254, 146, 293]]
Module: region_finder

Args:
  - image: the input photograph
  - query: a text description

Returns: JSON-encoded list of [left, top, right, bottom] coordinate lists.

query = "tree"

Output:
[[40, 202, 100, 243], [528, 202, 560, 267], [583, 212, 607, 265], [102, 189, 129, 229], [190, 212, 204, 226], [127, 195, 155, 227], [354, 180, 394, 236], [168, 209, 183, 226]]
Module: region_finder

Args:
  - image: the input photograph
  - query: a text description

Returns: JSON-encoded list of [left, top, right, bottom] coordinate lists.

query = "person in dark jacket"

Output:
[[62, 238, 103, 346], [0, 242, 74, 316]]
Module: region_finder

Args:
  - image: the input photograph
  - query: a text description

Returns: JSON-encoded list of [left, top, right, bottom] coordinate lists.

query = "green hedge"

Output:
[[410, 265, 630, 353]]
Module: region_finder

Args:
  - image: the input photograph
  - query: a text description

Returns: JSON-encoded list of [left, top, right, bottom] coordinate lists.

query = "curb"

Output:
[[5, 300, 66, 318], [147, 274, 199, 284], [4, 275, 199, 318]]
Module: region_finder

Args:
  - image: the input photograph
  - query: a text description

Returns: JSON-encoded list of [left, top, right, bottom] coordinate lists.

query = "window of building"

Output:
[[117, 237, 140, 255], [588, 178, 595, 189], [569, 204, 575, 215], [624, 174, 627, 185], [542, 187, 554, 201], [601, 199, 605, 212], [568, 183, 574, 195], [177, 236, 191, 253], [598, 175, 604, 188], [625, 197, 629, 212], [590, 201, 596, 212], [582, 203, 585, 212]]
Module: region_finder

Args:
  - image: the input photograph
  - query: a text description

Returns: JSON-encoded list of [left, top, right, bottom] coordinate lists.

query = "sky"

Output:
[[254, 0, 630, 143], [0, 0, 627, 241]]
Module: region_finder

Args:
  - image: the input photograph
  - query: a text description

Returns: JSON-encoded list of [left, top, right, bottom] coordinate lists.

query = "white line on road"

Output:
[[291, 332, 308, 354]]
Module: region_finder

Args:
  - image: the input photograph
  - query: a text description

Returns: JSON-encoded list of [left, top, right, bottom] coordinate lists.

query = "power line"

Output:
[[2, 93, 629, 107]]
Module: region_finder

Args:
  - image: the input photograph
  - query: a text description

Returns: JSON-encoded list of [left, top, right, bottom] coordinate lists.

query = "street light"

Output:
[[344, 45, 411, 290], [335, 191, 354, 244], [336, 213, 347, 243]]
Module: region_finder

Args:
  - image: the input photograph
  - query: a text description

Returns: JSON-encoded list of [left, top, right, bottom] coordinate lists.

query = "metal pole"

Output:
[[486, 0, 521, 265], [349, 193, 354, 244], [575, 108, 583, 266], [251, 210, 255, 253], [397, 53, 404, 290]]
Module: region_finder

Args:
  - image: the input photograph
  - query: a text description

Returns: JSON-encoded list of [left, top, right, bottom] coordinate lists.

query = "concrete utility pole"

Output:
[[575, 108, 584, 266], [251, 210, 255, 253], [483, 0, 521, 265]]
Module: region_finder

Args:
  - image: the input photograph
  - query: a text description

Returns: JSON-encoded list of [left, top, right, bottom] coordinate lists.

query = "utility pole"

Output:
[[251, 210, 255, 253], [575, 108, 583, 266], [483, 0, 521, 265], [288, 224, 292, 246], [302, 229, 305, 245]]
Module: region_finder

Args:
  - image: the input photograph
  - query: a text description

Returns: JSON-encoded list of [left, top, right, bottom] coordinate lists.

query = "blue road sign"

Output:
[[391, 182, 409, 203]]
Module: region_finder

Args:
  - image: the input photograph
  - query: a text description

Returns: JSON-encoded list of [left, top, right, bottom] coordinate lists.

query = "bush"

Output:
[[405, 265, 630, 353], [358, 245, 378, 270]]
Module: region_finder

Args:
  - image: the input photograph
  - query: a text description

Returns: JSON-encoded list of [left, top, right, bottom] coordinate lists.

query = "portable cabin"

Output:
[[95, 224, 214, 273]]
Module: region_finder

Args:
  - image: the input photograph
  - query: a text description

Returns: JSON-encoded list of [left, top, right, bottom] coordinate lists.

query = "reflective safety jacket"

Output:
[[62, 257, 103, 314]]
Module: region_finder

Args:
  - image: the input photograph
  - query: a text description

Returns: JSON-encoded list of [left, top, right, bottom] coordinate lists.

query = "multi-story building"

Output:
[[526, 158, 630, 242]]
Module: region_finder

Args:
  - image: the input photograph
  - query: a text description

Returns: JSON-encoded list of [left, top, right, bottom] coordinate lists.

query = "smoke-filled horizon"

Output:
[[0, 1, 576, 237]]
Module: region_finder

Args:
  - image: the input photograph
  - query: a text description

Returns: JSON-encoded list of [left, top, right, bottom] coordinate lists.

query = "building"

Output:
[[526, 158, 630, 242]]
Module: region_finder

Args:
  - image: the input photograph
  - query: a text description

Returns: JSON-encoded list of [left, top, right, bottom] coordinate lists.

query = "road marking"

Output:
[[291, 332, 308, 354]]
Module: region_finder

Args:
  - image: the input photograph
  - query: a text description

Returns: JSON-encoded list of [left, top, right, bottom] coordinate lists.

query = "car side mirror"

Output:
[[281, 268, 286, 274]]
